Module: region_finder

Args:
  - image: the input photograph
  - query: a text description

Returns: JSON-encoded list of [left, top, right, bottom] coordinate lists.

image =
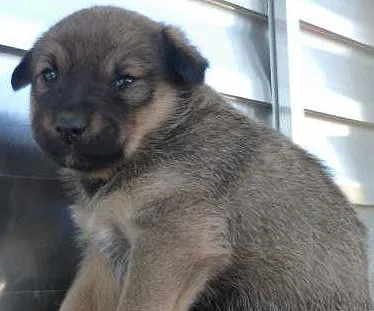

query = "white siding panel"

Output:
[[301, 0, 374, 47], [300, 114, 374, 206], [0, 0, 271, 102], [300, 30, 374, 124]]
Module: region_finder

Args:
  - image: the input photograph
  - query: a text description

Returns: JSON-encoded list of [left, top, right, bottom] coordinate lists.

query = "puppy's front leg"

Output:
[[59, 249, 121, 311], [116, 222, 231, 311]]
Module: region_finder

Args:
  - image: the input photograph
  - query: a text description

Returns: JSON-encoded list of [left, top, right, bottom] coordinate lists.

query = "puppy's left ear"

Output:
[[11, 48, 33, 91], [161, 26, 208, 85]]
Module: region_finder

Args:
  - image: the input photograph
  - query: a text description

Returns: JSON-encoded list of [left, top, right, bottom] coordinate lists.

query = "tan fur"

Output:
[[125, 83, 177, 157], [76, 165, 121, 181], [40, 111, 54, 133], [89, 111, 105, 136], [102, 52, 150, 80], [70, 167, 231, 311], [59, 249, 121, 311], [30, 96, 37, 122], [124, 67, 146, 78]]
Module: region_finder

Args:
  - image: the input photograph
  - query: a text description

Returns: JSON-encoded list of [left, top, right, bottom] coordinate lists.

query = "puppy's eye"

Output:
[[42, 68, 58, 82], [114, 74, 135, 90]]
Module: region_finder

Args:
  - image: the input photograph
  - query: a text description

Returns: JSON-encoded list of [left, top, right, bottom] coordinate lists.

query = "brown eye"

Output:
[[42, 68, 58, 82], [114, 74, 135, 90]]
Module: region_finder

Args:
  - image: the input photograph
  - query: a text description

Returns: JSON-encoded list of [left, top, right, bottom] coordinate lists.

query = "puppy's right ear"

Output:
[[161, 26, 208, 86], [11, 49, 33, 91]]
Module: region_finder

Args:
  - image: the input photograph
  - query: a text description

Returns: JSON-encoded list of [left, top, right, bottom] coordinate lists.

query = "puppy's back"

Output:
[[189, 92, 371, 310]]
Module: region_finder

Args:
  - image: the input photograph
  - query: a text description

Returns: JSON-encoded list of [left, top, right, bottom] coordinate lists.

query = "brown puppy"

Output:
[[11, 6, 371, 311]]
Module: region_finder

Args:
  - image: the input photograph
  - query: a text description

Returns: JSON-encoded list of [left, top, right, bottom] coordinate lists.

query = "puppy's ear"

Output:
[[161, 26, 208, 85], [11, 49, 33, 91]]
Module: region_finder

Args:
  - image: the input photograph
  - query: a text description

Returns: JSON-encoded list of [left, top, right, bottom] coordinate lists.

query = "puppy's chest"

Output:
[[92, 223, 131, 280], [74, 193, 139, 279], [74, 173, 186, 278]]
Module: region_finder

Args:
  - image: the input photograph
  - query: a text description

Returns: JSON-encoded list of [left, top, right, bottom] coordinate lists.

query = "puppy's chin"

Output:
[[33, 126, 125, 173], [46, 148, 123, 172], [62, 150, 123, 172], [39, 142, 124, 173]]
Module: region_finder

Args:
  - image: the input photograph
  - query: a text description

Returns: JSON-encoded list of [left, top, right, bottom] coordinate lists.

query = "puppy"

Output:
[[11, 6, 371, 311]]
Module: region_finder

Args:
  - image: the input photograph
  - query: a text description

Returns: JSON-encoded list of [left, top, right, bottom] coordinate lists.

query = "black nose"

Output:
[[55, 111, 88, 144]]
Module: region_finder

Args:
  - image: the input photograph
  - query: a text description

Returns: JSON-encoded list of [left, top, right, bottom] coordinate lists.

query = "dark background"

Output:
[[0, 110, 80, 310]]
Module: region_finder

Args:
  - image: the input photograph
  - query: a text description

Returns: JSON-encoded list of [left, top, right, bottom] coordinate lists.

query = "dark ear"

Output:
[[11, 49, 34, 91], [161, 26, 208, 85]]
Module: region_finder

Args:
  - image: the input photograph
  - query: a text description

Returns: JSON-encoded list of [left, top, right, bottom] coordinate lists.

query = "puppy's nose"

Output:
[[55, 111, 88, 144]]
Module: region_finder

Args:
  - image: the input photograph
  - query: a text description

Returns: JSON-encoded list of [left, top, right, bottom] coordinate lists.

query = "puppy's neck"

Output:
[[79, 177, 109, 197], [60, 164, 122, 202]]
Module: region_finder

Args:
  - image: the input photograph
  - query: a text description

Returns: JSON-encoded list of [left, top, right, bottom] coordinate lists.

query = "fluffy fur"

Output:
[[12, 6, 371, 311]]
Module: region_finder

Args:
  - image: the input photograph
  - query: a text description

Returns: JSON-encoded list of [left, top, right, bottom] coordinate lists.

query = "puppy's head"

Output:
[[11, 6, 208, 174]]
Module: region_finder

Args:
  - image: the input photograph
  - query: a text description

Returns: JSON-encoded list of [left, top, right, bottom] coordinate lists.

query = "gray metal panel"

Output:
[[301, 113, 374, 206], [224, 0, 267, 13], [223, 94, 272, 126], [267, 0, 293, 137], [301, 0, 374, 47], [300, 30, 374, 124], [0, 0, 271, 102]]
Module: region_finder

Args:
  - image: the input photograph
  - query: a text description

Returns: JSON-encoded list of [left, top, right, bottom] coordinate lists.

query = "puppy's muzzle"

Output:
[[54, 110, 89, 145]]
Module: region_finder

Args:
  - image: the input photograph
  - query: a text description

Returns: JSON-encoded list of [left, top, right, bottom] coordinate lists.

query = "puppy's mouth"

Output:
[[47, 144, 124, 172], [33, 124, 125, 172]]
